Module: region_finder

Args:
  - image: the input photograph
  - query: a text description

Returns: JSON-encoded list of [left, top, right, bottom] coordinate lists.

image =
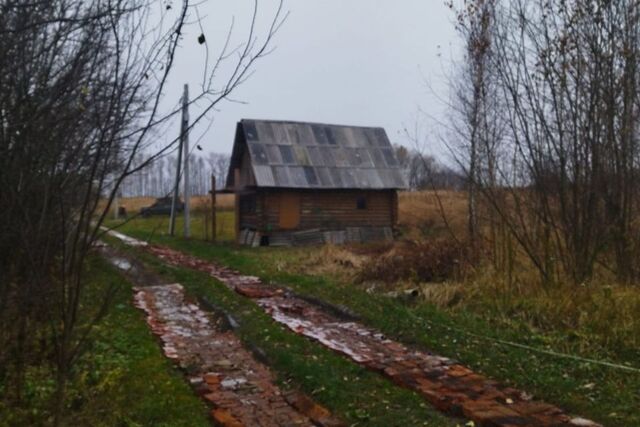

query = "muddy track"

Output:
[[105, 233, 602, 427], [100, 245, 343, 427]]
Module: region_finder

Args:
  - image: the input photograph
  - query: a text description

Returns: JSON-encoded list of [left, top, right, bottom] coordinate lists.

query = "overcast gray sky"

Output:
[[161, 1, 459, 156]]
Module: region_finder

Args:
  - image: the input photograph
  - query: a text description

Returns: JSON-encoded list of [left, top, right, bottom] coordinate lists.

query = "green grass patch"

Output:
[[108, 218, 640, 427], [110, 210, 235, 242], [0, 256, 210, 427]]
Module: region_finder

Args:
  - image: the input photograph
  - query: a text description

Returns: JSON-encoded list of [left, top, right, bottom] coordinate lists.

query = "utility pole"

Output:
[[114, 191, 119, 220], [210, 174, 216, 242], [169, 84, 189, 236], [183, 84, 190, 238]]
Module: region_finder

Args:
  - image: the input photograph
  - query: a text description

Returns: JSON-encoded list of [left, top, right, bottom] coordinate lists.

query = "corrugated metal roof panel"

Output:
[[255, 121, 276, 143], [380, 148, 398, 167], [272, 123, 291, 145], [372, 128, 389, 147], [345, 148, 362, 167], [333, 147, 349, 167], [252, 165, 275, 186], [303, 166, 319, 186], [288, 166, 308, 187], [248, 142, 269, 165], [311, 124, 329, 145], [306, 146, 324, 166], [391, 169, 407, 187], [330, 167, 344, 187], [378, 169, 407, 188], [356, 147, 375, 167], [285, 124, 300, 145], [279, 145, 295, 164], [273, 166, 291, 186], [293, 146, 310, 166], [316, 167, 334, 187], [265, 144, 282, 164], [356, 169, 383, 188], [369, 148, 387, 168], [340, 168, 357, 187], [238, 119, 407, 189], [297, 124, 315, 145], [244, 121, 259, 141], [319, 146, 334, 165], [324, 126, 338, 145], [341, 127, 358, 148]]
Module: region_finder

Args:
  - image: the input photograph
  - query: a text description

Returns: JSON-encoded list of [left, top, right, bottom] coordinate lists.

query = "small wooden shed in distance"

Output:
[[226, 119, 407, 246]]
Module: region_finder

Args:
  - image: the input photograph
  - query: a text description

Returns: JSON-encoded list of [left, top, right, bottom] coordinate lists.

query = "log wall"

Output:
[[236, 189, 397, 233]]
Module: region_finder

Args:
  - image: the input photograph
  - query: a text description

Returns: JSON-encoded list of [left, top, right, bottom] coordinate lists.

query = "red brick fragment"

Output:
[[204, 372, 222, 386], [211, 408, 244, 427], [235, 283, 281, 299], [446, 364, 474, 378], [284, 391, 346, 426], [463, 399, 525, 425]]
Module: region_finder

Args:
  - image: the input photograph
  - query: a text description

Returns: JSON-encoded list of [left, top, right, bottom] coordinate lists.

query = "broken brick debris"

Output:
[[132, 282, 342, 426], [132, 243, 602, 427]]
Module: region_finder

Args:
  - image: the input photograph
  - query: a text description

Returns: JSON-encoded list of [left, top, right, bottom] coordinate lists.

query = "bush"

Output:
[[357, 238, 474, 284]]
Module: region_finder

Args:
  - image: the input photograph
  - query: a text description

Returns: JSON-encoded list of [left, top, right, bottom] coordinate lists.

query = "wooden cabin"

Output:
[[225, 119, 407, 246]]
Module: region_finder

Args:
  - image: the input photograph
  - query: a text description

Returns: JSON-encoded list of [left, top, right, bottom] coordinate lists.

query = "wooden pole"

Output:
[[113, 191, 119, 220], [234, 168, 240, 243], [169, 85, 188, 236], [182, 84, 191, 238], [211, 174, 216, 242]]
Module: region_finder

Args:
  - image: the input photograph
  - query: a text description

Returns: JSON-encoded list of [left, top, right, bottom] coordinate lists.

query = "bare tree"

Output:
[[0, 0, 285, 423], [447, 0, 640, 286], [447, 0, 502, 256], [207, 151, 231, 189]]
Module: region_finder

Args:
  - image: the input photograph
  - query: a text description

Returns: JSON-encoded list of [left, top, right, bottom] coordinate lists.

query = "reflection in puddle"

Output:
[[110, 257, 132, 271]]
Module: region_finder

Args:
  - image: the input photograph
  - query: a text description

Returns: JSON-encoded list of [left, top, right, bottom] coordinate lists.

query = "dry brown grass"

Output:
[[398, 190, 468, 239], [100, 194, 235, 214]]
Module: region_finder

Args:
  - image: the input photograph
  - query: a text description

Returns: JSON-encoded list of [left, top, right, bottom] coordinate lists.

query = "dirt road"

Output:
[[102, 246, 343, 427]]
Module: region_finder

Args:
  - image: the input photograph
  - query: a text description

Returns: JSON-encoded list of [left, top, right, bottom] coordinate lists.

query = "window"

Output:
[[356, 195, 367, 210]]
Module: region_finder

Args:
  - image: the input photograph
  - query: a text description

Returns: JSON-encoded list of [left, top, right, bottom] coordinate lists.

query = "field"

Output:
[[398, 190, 468, 239]]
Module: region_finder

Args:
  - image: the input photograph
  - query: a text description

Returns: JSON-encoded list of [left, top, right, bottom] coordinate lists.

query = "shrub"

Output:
[[357, 238, 474, 284]]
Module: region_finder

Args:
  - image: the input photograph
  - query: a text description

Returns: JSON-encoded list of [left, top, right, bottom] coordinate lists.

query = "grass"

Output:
[[107, 216, 640, 427], [109, 210, 236, 242], [0, 256, 210, 427], [108, 237, 458, 427], [398, 190, 468, 240]]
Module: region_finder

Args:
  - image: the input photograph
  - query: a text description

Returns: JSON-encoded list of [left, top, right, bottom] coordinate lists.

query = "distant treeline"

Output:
[[120, 152, 230, 197], [394, 145, 465, 191]]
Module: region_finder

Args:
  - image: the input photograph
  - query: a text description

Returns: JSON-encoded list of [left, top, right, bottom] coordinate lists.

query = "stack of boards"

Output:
[[238, 226, 393, 247]]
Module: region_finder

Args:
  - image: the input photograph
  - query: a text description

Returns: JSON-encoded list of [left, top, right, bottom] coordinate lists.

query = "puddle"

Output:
[[131, 283, 338, 426], [102, 227, 148, 246], [110, 257, 132, 271]]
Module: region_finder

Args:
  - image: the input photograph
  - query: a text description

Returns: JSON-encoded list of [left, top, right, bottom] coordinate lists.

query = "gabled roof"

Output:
[[227, 119, 407, 190]]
